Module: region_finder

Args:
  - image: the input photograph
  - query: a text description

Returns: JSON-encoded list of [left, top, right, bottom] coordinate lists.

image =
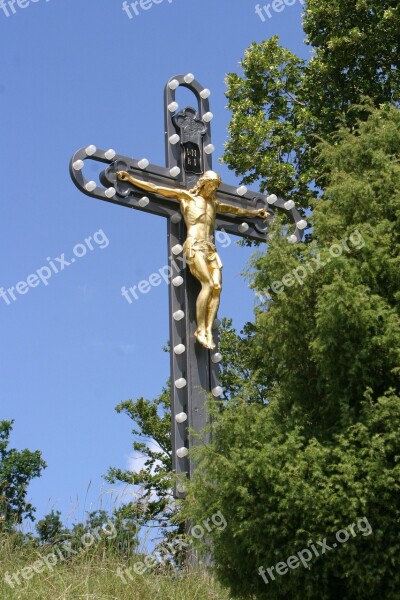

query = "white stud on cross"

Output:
[[175, 378, 187, 389], [138, 158, 149, 170], [105, 187, 116, 198], [176, 446, 189, 458], [284, 200, 295, 210], [171, 212, 182, 224], [297, 220, 308, 230], [175, 412, 188, 423], [236, 185, 247, 196], [212, 386, 223, 397], [85, 145, 96, 156], [138, 196, 150, 208], [168, 79, 179, 90], [171, 244, 183, 255], [169, 134, 180, 145], [104, 149, 116, 160], [168, 101, 179, 112], [211, 352, 222, 364], [172, 276, 184, 287], [174, 344, 186, 355], [72, 160, 84, 171], [85, 181, 96, 192], [170, 166, 181, 177], [173, 310, 185, 321], [200, 88, 211, 99]]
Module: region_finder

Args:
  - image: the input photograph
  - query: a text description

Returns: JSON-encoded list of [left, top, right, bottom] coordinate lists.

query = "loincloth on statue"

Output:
[[183, 238, 223, 270]]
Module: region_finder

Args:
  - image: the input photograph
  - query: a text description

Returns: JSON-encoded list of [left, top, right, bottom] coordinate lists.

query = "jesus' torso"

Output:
[[181, 194, 217, 242]]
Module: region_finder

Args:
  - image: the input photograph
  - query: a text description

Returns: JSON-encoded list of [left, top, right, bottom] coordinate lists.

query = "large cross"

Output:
[[69, 74, 306, 498]]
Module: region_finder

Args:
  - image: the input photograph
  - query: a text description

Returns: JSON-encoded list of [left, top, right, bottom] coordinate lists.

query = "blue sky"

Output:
[[0, 0, 308, 529]]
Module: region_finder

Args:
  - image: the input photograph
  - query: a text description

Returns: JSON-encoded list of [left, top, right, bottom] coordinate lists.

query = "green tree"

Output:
[[0, 420, 46, 531], [223, 3, 400, 207], [36, 510, 66, 545], [105, 384, 184, 545], [186, 107, 400, 599], [303, 0, 400, 131], [67, 510, 138, 557], [35, 509, 138, 557], [223, 38, 314, 208]]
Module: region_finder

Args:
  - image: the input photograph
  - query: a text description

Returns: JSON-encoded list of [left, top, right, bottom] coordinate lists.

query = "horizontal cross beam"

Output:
[[69, 146, 307, 243]]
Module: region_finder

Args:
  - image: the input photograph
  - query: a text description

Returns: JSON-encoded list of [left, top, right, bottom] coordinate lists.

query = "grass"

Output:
[[0, 537, 232, 600]]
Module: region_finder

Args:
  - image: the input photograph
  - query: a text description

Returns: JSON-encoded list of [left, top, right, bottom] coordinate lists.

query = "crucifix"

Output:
[[69, 73, 306, 498]]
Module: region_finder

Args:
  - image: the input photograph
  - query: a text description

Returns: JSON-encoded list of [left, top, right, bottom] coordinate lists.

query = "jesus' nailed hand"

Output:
[[117, 170, 268, 350]]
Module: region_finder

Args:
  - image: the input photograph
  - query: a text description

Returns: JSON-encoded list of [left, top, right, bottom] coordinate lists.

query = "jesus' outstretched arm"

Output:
[[216, 201, 269, 220], [117, 171, 190, 202]]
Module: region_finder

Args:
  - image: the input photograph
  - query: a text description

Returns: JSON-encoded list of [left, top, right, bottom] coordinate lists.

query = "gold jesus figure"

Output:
[[117, 170, 268, 350]]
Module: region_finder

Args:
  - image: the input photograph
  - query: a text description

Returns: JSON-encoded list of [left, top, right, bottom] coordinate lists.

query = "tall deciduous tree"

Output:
[[303, 0, 400, 129], [0, 420, 46, 531], [223, 2, 400, 207]]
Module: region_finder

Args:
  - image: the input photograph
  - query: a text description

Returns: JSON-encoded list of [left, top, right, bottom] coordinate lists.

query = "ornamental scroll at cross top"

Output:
[[69, 73, 306, 497]]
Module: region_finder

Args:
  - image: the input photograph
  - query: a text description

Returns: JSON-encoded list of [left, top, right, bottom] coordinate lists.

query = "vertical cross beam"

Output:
[[69, 73, 307, 500], [164, 75, 219, 498]]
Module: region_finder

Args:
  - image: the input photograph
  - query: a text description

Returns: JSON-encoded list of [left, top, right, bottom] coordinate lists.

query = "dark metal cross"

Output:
[[69, 74, 306, 498]]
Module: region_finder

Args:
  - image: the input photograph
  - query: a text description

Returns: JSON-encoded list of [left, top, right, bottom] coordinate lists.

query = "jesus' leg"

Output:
[[188, 252, 214, 349], [205, 266, 222, 350]]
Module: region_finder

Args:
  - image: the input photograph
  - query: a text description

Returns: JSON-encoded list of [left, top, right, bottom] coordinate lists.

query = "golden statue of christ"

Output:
[[117, 170, 268, 350]]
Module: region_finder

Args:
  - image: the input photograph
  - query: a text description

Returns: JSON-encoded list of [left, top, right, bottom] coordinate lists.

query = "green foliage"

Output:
[[223, 37, 314, 208], [0, 420, 46, 532], [67, 509, 138, 557], [218, 317, 267, 405], [303, 0, 400, 131], [35, 510, 66, 545], [188, 392, 400, 600], [105, 384, 185, 545], [223, 3, 400, 207], [34, 509, 139, 559], [186, 107, 400, 599]]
